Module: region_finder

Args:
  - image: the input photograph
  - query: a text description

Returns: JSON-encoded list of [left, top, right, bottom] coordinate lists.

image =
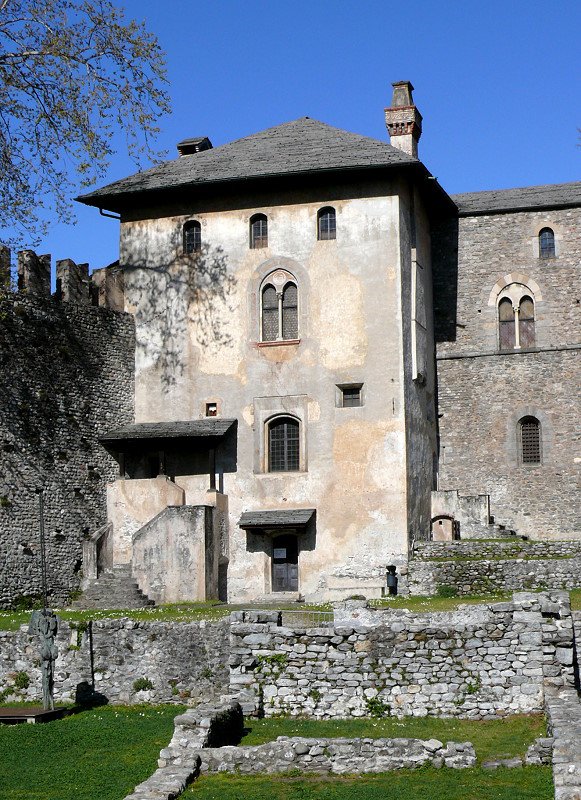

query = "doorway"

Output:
[[271, 533, 298, 592]]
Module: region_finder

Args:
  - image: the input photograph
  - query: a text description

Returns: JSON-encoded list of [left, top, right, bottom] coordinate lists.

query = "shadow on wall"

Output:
[[432, 216, 459, 343], [122, 229, 237, 390]]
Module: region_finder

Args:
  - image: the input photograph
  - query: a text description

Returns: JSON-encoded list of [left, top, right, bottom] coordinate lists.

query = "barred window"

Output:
[[250, 214, 268, 249], [519, 416, 541, 465], [317, 207, 336, 240], [268, 417, 300, 472], [539, 228, 555, 259], [261, 280, 298, 341], [184, 220, 201, 254]]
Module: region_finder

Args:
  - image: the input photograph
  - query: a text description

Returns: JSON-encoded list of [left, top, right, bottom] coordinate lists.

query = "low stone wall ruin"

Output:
[[229, 593, 575, 719], [200, 736, 475, 774], [0, 618, 230, 706]]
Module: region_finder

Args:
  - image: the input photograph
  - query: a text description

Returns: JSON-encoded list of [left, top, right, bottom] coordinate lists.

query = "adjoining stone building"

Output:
[[1, 82, 578, 607], [433, 185, 581, 540]]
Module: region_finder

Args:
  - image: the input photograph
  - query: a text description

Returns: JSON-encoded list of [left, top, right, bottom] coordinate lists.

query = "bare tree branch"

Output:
[[0, 0, 171, 249]]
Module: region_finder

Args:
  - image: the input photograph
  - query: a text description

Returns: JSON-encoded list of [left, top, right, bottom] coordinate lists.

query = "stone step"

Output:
[[69, 567, 155, 610]]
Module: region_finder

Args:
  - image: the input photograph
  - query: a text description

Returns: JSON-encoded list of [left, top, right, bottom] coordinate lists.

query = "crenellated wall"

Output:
[[0, 249, 134, 607]]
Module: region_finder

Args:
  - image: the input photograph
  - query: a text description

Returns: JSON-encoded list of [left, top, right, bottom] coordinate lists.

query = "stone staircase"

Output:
[[69, 565, 155, 610]]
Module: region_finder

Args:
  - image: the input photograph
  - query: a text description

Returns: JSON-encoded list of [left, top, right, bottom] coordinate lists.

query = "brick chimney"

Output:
[[384, 81, 422, 158]]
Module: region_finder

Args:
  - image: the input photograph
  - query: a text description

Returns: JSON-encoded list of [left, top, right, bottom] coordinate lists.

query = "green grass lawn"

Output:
[[0, 593, 517, 631], [368, 593, 511, 611], [240, 714, 545, 764], [0, 704, 184, 800], [185, 767, 553, 800]]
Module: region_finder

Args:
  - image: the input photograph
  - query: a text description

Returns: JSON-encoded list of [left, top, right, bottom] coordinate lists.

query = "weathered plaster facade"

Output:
[[116, 177, 436, 601]]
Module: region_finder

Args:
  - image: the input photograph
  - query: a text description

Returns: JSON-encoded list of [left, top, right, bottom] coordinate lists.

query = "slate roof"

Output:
[[453, 181, 581, 216], [238, 509, 316, 529], [100, 419, 236, 443], [78, 118, 417, 207]]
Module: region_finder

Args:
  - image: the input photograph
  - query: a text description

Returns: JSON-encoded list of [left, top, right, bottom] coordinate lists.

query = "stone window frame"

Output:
[[260, 270, 299, 343], [249, 257, 309, 347], [488, 274, 543, 352], [538, 227, 556, 259], [253, 395, 308, 474], [529, 221, 561, 260], [505, 407, 553, 469]]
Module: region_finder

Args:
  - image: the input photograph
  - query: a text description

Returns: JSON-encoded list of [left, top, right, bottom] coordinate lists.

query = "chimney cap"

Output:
[[177, 137, 213, 156], [390, 81, 416, 108]]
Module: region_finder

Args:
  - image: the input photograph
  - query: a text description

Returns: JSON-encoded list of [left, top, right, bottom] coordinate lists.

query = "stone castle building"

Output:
[[0, 82, 578, 606]]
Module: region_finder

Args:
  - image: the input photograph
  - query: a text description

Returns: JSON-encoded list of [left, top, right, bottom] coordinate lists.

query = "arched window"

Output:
[[539, 228, 555, 259], [268, 417, 300, 472], [183, 220, 201, 254], [498, 297, 515, 351], [250, 214, 268, 249], [519, 416, 541, 465], [261, 278, 298, 341], [498, 290, 535, 351], [317, 207, 336, 240], [519, 296, 535, 348]]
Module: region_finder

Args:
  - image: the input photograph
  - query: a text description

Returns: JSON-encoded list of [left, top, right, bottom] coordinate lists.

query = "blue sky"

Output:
[[11, 0, 581, 271]]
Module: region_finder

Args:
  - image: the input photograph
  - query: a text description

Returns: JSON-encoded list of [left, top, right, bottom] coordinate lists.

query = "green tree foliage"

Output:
[[0, 0, 171, 246]]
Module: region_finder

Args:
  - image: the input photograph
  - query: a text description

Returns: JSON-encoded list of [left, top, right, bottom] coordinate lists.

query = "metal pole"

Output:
[[37, 488, 48, 612]]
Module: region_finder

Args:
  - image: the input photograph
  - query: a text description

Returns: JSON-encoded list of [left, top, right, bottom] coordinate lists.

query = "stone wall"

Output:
[[436, 349, 580, 540], [433, 207, 581, 355], [229, 593, 574, 720], [0, 618, 230, 705], [431, 490, 490, 536], [200, 737, 475, 774], [415, 540, 581, 561], [432, 205, 580, 543], [409, 556, 581, 596], [0, 288, 134, 608]]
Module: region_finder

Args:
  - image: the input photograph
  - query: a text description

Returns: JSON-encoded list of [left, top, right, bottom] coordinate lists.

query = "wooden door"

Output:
[[271, 534, 298, 592]]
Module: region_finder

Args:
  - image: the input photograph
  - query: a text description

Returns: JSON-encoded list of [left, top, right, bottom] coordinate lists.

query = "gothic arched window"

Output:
[[183, 220, 201, 254], [261, 278, 298, 342], [539, 228, 555, 259], [519, 416, 541, 465], [317, 207, 336, 240], [268, 416, 300, 472], [250, 214, 268, 249]]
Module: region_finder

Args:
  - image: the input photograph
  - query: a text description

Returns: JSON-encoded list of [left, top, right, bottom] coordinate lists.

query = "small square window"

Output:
[[206, 402, 218, 417], [338, 384, 363, 408]]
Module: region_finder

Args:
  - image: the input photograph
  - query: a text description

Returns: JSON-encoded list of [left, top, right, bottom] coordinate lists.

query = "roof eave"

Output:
[[76, 160, 456, 216], [457, 198, 581, 217]]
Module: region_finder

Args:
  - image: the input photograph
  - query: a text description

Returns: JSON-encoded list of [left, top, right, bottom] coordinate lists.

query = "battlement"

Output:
[[0, 244, 125, 312]]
